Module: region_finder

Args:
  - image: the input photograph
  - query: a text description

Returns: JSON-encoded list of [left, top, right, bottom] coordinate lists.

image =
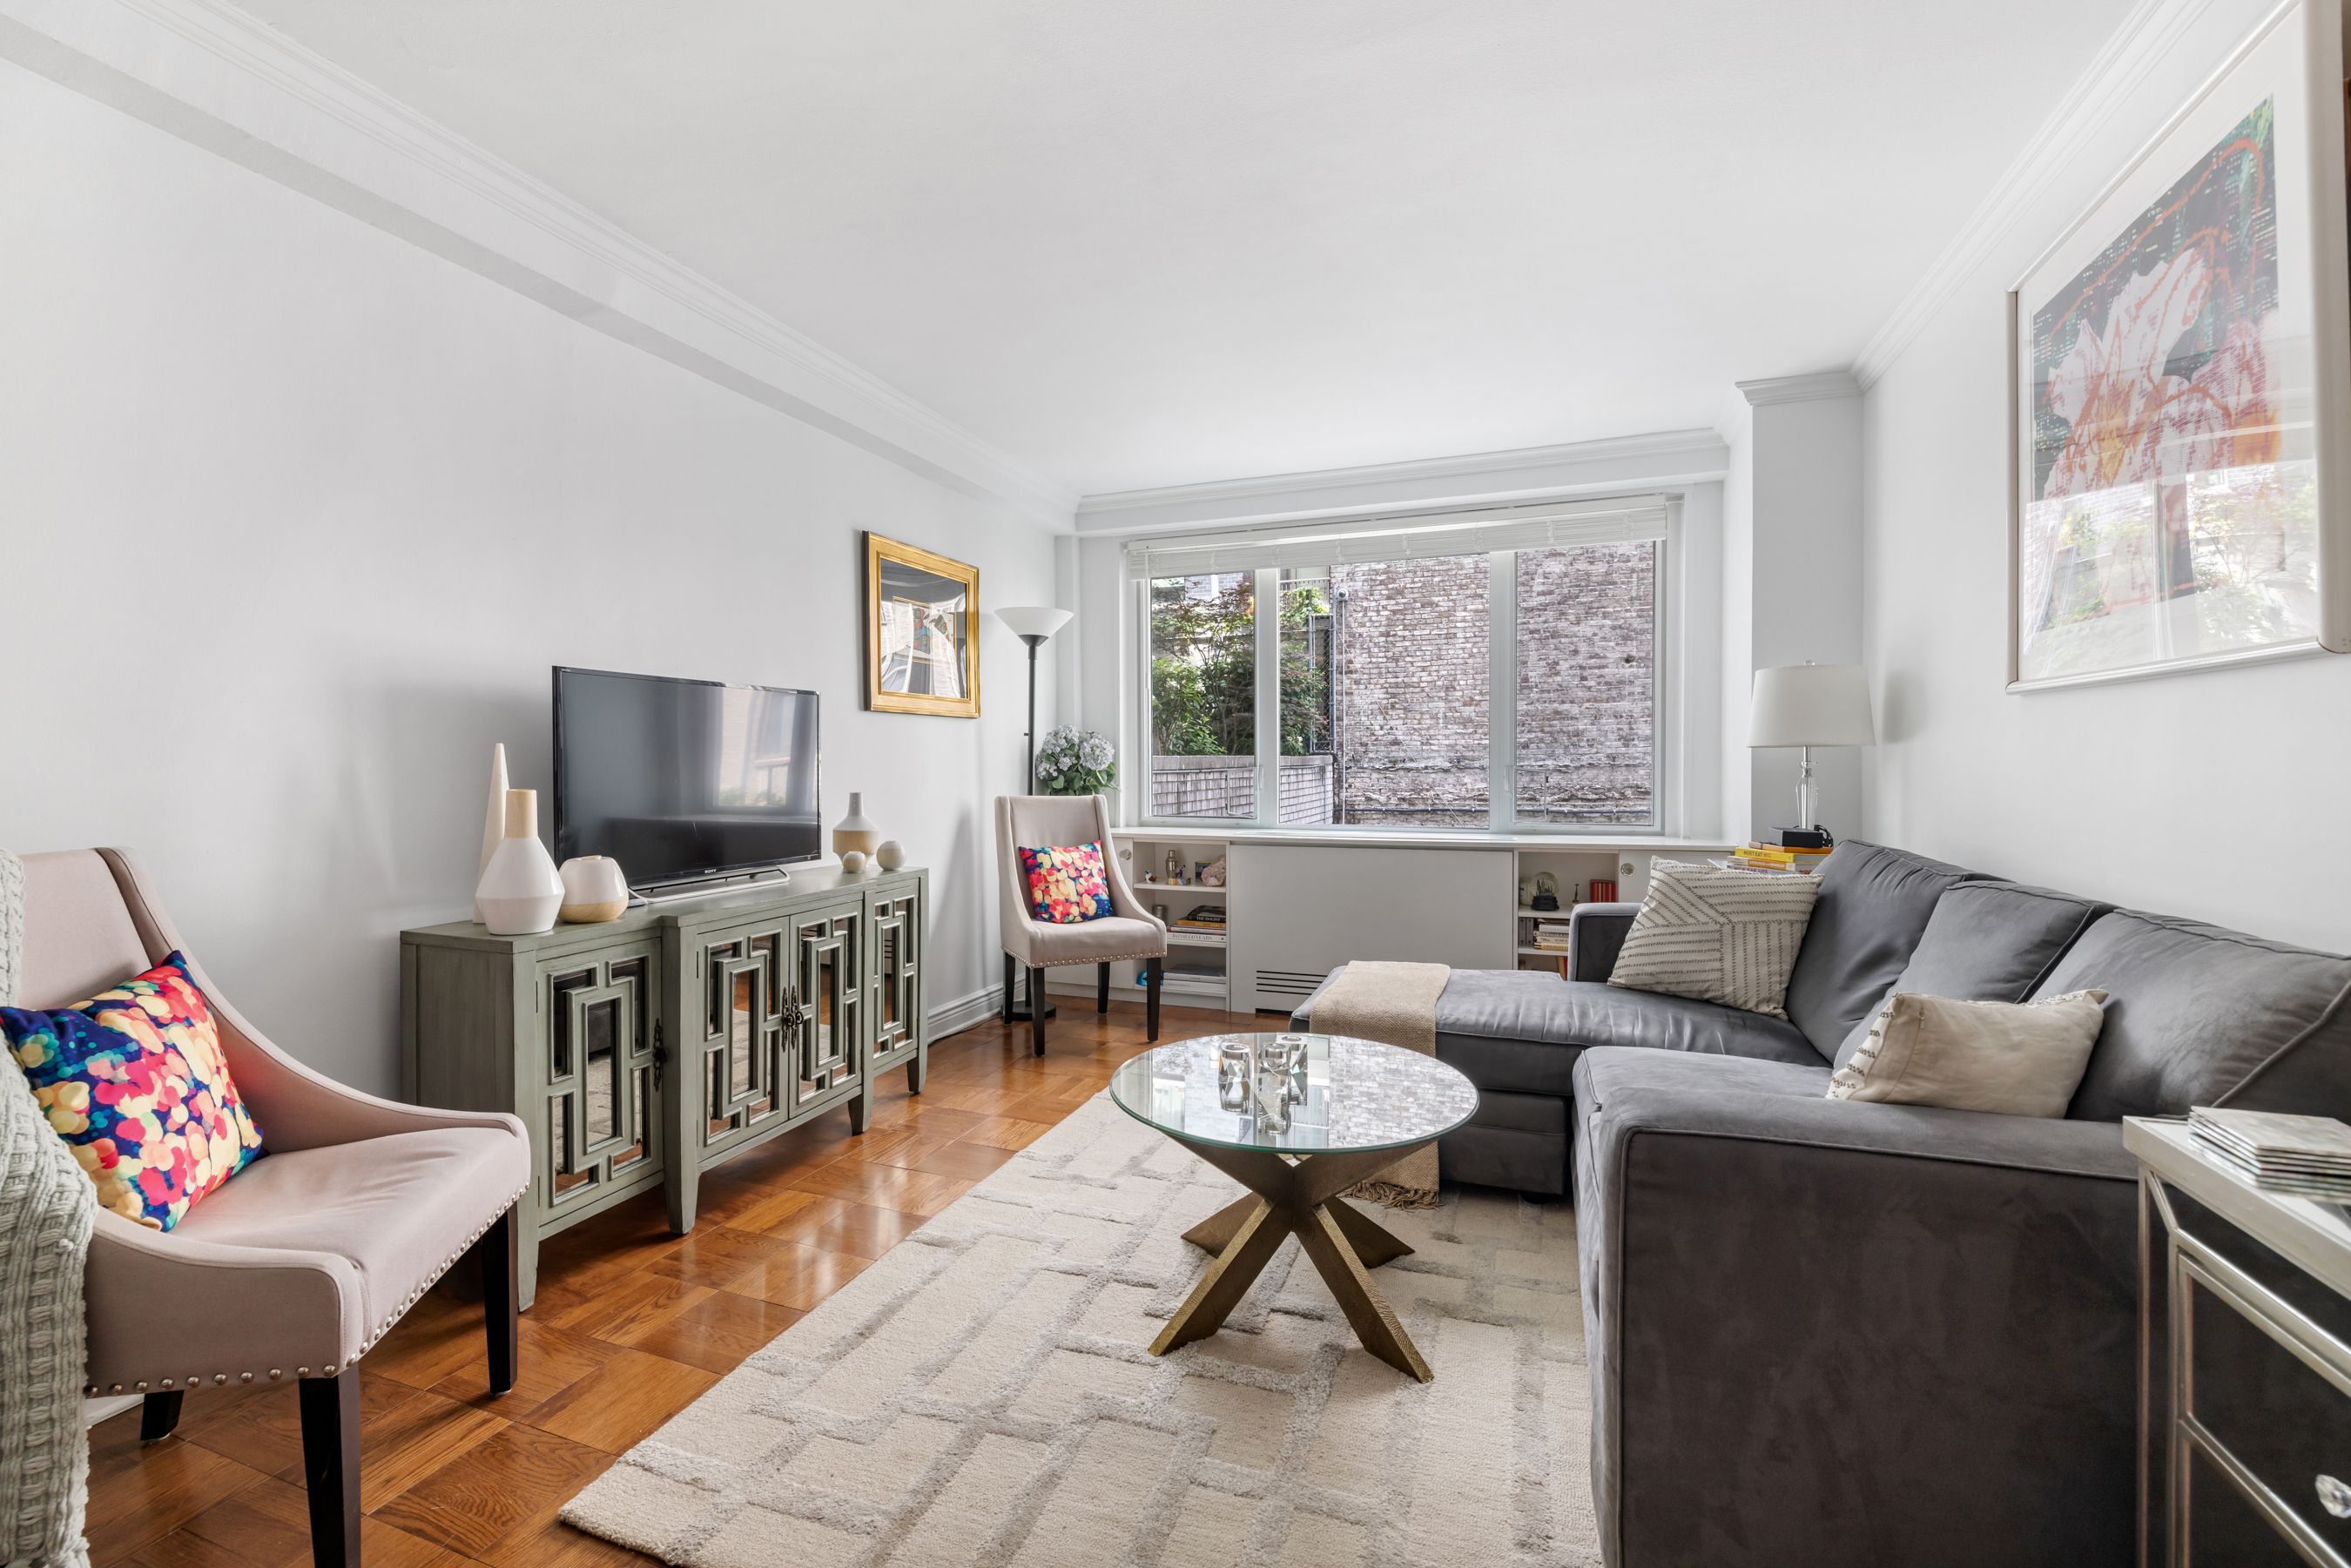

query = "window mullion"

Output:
[[1254, 566, 1279, 825], [1488, 552, 1514, 831]]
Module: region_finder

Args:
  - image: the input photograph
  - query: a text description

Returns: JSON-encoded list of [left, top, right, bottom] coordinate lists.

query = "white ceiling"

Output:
[[234, 0, 2133, 498]]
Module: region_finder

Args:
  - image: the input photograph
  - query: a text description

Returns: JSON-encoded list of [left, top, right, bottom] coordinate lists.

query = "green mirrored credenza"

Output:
[[400, 865, 926, 1307]]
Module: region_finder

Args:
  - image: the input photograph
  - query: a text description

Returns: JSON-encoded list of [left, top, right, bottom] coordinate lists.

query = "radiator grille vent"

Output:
[[1250, 967, 1330, 999]]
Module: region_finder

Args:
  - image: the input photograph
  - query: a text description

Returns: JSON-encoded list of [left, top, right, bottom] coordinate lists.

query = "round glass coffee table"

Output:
[[1108, 1032, 1479, 1382]]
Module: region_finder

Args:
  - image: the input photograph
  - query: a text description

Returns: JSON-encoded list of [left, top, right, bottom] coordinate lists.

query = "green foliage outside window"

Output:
[[1149, 575, 1332, 757]]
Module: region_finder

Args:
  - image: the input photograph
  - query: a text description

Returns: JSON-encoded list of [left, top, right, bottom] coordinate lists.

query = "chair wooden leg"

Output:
[[482, 1207, 519, 1396], [297, 1369, 361, 1568], [1001, 953, 1015, 1022], [139, 1390, 184, 1444], [1030, 966, 1048, 1055], [1147, 963, 1162, 1041], [1097, 962, 1110, 1013]]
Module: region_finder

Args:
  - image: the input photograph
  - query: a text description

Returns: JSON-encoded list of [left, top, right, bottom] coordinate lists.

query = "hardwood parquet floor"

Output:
[[88, 999, 1263, 1568]]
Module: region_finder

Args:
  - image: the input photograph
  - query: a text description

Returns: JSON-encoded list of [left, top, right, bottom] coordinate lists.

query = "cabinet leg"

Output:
[[517, 1213, 540, 1313], [1030, 967, 1048, 1055], [850, 1084, 872, 1134], [1097, 962, 1110, 1013], [666, 1151, 700, 1235], [906, 1040, 926, 1094]]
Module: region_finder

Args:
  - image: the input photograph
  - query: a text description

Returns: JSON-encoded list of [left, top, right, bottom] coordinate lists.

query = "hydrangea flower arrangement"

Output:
[[1034, 725, 1116, 796]]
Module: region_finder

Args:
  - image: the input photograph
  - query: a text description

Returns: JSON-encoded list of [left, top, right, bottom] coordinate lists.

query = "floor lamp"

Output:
[[994, 605, 1074, 1020]]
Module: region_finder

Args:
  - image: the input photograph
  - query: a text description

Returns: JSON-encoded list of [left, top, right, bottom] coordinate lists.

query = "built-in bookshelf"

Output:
[[1049, 834, 1232, 1008]]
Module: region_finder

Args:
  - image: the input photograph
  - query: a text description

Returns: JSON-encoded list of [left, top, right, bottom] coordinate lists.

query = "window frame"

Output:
[[1134, 499, 1680, 838]]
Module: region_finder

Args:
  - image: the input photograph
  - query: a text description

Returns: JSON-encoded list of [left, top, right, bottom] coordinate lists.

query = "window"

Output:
[[1134, 498, 1669, 833]]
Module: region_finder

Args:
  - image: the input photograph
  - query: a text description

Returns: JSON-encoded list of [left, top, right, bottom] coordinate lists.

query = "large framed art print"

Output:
[[864, 532, 981, 717], [2008, 0, 2351, 690]]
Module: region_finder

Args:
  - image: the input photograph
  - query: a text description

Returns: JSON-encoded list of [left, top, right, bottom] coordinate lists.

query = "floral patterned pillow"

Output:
[[1019, 842, 1114, 924], [3, 952, 266, 1230]]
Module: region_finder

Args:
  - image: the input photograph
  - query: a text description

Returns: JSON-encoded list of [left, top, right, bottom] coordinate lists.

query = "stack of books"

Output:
[[1719, 842, 1832, 876], [1532, 919, 1574, 952], [2190, 1107, 2351, 1199]]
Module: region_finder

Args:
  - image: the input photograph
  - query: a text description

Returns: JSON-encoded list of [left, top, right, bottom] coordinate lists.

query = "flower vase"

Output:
[[832, 792, 879, 860], [477, 789, 562, 935]]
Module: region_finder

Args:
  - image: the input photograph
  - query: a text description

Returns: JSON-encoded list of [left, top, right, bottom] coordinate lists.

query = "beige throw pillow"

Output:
[[1826, 990, 2108, 1117], [1606, 858, 1821, 1019]]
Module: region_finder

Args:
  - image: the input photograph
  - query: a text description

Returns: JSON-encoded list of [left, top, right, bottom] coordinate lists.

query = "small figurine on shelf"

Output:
[[1164, 848, 1182, 885]]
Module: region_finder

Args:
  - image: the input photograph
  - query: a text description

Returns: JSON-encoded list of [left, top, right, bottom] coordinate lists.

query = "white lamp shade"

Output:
[[1749, 663, 1876, 748], [995, 605, 1074, 640]]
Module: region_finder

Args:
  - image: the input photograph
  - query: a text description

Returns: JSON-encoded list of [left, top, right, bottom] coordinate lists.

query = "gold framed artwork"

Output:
[[2005, 0, 2351, 690], [864, 532, 981, 717]]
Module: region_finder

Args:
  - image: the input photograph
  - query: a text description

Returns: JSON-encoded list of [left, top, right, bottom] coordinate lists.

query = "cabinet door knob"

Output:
[[2318, 1474, 2351, 1518]]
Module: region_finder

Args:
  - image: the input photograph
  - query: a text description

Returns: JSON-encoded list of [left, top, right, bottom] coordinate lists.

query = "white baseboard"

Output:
[[84, 1392, 138, 1428], [926, 985, 1001, 1042]]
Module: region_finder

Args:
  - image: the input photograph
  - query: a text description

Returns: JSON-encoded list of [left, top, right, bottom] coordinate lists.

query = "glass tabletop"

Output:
[[1108, 1033, 1479, 1155]]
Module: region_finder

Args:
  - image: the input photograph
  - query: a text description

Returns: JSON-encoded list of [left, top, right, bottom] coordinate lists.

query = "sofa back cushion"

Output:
[[2038, 910, 2351, 1120], [1783, 841, 1977, 1060], [1830, 880, 2107, 1069]]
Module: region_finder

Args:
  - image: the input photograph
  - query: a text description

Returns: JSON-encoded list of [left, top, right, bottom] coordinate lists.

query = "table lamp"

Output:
[[1748, 662, 1875, 843]]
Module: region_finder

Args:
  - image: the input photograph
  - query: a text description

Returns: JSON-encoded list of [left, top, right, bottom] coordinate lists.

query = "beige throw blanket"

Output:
[[1310, 959, 1450, 1208]]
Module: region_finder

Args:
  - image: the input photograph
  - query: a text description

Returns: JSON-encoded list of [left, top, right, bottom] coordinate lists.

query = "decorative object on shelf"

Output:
[[875, 839, 905, 871], [1165, 848, 1182, 885], [1521, 870, 1560, 911], [1590, 878, 1618, 903], [994, 606, 1074, 788], [475, 742, 509, 923], [2008, 0, 2351, 690], [1194, 860, 1213, 884], [1201, 855, 1226, 888], [1749, 662, 1874, 837], [557, 856, 630, 923], [1153, 903, 1169, 922], [866, 532, 982, 717], [832, 792, 879, 858], [476, 789, 562, 935], [1033, 724, 1115, 797], [841, 851, 867, 874]]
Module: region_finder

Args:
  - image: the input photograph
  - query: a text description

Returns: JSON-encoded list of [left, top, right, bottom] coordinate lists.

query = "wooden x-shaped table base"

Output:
[[1149, 1138, 1433, 1382]]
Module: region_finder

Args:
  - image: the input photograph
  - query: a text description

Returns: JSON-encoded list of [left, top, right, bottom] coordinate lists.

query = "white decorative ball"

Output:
[[840, 850, 867, 873], [876, 840, 905, 871]]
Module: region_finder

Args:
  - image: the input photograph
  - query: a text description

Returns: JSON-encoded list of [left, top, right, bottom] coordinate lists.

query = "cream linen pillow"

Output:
[[1826, 990, 2108, 1117], [1606, 858, 1821, 1020]]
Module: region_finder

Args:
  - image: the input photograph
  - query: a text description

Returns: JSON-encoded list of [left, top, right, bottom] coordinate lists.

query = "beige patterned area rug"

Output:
[[562, 1094, 1598, 1568]]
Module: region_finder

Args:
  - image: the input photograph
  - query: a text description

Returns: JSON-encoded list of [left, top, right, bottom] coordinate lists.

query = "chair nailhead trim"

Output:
[[239, 1373, 253, 1383], [110, 1384, 122, 1394], [269, 1369, 281, 1381], [160, 1379, 173, 1389]]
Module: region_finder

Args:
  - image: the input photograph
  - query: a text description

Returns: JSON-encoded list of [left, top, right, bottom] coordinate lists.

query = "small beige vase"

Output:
[[558, 856, 630, 923], [476, 789, 562, 935]]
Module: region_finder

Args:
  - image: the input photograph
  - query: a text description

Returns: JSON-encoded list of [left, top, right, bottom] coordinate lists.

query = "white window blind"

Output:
[[1123, 495, 1668, 579]]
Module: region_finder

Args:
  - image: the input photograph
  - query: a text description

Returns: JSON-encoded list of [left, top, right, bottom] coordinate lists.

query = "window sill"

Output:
[[1118, 824, 1734, 853]]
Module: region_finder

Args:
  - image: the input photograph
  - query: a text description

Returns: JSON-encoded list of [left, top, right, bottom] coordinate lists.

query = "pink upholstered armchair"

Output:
[[994, 795, 1166, 1053], [17, 849, 529, 1568]]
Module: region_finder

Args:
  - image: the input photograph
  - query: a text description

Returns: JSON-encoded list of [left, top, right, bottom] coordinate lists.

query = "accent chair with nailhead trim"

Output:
[[994, 795, 1165, 1054], [17, 848, 529, 1568]]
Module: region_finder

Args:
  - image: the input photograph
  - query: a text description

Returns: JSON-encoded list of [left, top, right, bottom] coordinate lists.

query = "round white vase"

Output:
[[478, 789, 562, 935], [875, 839, 905, 871], [558, 855, 630, 923], [832, 792, 879, 858], [840, 850, 867, 874]]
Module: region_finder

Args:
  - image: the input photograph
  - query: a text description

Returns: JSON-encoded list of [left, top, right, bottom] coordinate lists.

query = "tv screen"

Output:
[[553, 667, 821, 889]]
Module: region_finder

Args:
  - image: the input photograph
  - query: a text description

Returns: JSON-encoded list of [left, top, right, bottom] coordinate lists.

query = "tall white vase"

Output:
[[477, 788, 562, 935], [474, 743, 509, 923], [832, 792, 879, 859]]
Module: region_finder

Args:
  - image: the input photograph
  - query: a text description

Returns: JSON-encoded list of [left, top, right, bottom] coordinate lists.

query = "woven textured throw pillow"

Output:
[[1827, 989, 2108, 1117], [1605, 859, 1822, 1019]]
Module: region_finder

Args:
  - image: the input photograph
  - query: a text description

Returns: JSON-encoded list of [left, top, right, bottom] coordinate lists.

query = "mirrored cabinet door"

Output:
[[540, 945, 658, 1210], [792, 902, 864, 1110], [870, 888, 920, 1067]]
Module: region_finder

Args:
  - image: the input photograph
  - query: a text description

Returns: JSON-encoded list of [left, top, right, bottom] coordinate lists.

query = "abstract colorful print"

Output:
[[3, 952, 266, 1230], [1019, 841, 1113, 924]]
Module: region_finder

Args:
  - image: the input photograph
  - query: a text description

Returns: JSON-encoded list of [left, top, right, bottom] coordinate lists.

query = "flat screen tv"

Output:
[[553, 667, 821, 890]]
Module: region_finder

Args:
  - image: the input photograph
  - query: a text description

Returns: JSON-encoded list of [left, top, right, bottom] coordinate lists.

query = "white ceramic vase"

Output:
[[875, 839, 905, 871], [474, 742, 509, 923], [558, 855, 630, 923], [478, 789, 562, 935], [832, 792, 879, 859], [840, 850, 867, 874]]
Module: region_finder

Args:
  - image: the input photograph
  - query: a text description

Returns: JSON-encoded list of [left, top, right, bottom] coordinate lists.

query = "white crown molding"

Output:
[[1074, 428, 1730, 535], [1735, 371, 1862, 407], [0, 0, 1079, 523], [1849, 0, 2223, 390]]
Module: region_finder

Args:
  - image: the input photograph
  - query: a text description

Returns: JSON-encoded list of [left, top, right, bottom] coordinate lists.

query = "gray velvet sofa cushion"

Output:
[[1782, 840, 1978, 1059], [1830, 879, 2108, 1069], [1573, 1046, 2139, 1566], [2041, 909, 2351, 1121]]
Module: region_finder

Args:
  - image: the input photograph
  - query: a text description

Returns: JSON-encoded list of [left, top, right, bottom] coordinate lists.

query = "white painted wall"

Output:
[[0, 58, 1064, 1094], [1861, 0, 2351, 951]]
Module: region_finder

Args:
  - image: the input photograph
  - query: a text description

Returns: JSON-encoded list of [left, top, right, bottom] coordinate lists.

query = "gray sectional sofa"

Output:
[[1296, 840, 2351, 1567]]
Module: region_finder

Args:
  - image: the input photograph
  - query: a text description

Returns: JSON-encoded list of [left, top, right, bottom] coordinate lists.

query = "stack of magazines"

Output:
[[2190, 1107, 2351, 1199]]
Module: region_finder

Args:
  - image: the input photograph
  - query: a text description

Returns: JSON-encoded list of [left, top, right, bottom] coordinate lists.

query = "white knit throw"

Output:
[[0, 850, 97, 1568]]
